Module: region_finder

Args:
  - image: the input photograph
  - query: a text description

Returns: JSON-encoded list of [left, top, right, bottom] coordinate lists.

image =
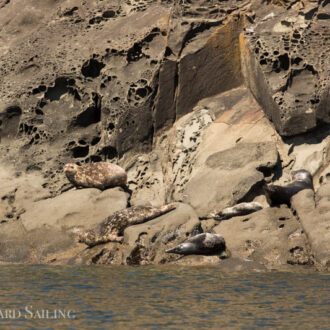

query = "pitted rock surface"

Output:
[[0, 0, 328, 269], [241, 0, 329, 135], [213, 206, 313, 269]]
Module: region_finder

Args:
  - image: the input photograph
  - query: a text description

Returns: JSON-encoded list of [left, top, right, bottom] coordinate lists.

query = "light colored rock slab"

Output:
[[21, 187, 129, 231], [213, 206, 312, 269], [291, 186, 330, 270], [183, 142, 278, 217]]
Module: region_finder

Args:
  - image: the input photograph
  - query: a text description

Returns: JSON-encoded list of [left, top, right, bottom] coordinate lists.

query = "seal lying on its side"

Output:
[[64, 162, 127, 190], [263, 169, 314, 206], [209, 202, 263, 220], [79, 204, 176, 247], [165, 233, 226, 255]]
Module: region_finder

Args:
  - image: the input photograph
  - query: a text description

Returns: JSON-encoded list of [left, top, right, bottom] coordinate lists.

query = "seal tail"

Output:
[[160, 203, 176, 213], [210, 214, 227, 221]]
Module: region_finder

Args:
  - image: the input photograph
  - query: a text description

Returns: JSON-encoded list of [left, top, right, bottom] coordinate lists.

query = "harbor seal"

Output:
[[263, 169, 314, 206], [165, 233, 226, 256], [79, 203, 176, 247], [64, 162, 127, 190], [209, 202, 263, 220]]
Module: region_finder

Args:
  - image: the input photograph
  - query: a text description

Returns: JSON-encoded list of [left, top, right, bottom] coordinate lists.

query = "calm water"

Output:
[[0, 265, 328, 329]]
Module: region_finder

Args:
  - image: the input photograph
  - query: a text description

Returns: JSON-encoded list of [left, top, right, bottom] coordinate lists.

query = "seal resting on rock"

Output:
[[209, 202, 263, 220], [263, 169, 314, 206], [165, 233, 226, 256], [79, 204, 176, 247], [64, 162, 127, 190]]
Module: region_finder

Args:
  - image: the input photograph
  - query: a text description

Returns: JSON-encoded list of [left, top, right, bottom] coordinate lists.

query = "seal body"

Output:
[[210, 202, 263, 220], [64, 162, 127, 190], [165, 233, 226, 255], [79, 204, 176, 247], [264, 169, 313, 206]]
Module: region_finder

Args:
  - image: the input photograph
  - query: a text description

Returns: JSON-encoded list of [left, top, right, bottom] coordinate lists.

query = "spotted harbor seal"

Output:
[[263, 169, 314, 206], [165, 233, 226, 255], [64, 162, 127, 190], [209, 202, 263, 220], [79, 203, 176, 247]]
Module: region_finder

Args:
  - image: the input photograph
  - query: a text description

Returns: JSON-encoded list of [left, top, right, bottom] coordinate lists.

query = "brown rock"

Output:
[[240, 4, 330, 135], [291, 186, 330, 270], [183, 142, 278, 217], [122, 203, 201, 265], [213, 206, 313, 269], [21, 188, 129, 231], [9, 188, 129, 263], [176, 15, 244, 118], [0, 222, 33, 264]]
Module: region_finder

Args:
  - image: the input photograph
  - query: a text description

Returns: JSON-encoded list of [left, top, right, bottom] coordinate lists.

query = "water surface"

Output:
[[0, 265, 328, 329]]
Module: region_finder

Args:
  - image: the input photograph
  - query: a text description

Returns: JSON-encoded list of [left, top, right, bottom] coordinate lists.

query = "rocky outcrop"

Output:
[[291, 185, 330, 270], [2, 0, 327, 196], [21, 188, 129, 231], [183, 141, 278, 217], [174, 86, 278, 217], [241, 0, 329, 135], [0, 187, 129, 264], [0, 0, 328, 271], [70, 202, 201, 266], [122, 203, 201, 265], [213, 206, 313, 269]]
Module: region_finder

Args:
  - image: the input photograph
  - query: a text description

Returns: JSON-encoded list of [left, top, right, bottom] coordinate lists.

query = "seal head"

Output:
[[291, 169, 313, 186], [64, 163, 78, 180]]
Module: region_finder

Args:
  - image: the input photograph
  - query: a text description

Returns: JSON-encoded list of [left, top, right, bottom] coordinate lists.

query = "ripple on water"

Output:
[[0, 265, 328, 328]]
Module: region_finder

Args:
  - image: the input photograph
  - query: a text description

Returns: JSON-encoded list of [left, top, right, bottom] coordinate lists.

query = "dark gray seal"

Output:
[[79, 204, 176, 247], [209, 202, 263, 220], [165, 233, 226, 255], [64, 162, 127, 190], [263, 169, 314, 206]]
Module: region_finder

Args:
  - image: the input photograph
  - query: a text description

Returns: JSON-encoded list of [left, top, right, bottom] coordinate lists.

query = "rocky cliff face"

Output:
[[0, 0, 329, 271]]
